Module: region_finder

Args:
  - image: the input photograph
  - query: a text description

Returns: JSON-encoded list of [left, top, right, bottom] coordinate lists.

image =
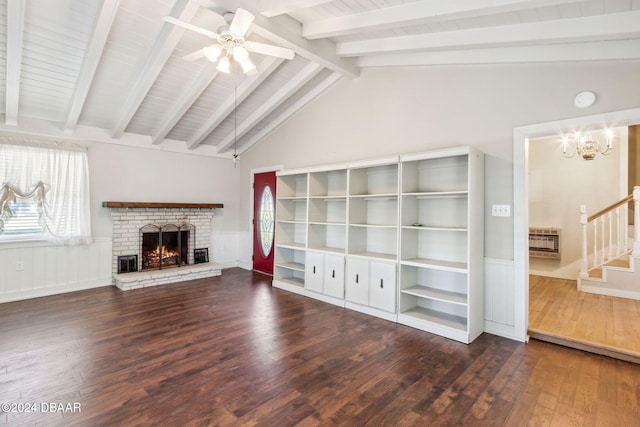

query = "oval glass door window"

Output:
[[259, 186, 275, 257]]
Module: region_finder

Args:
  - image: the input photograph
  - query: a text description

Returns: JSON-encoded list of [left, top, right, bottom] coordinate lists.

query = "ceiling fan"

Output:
[[164, 8, 295, 74]]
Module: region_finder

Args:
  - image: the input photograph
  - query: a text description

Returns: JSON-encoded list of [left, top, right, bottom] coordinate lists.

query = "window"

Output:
[[1, 196, 43, 236], [258, 185, 274, 256], [0, 141, 92, 244]]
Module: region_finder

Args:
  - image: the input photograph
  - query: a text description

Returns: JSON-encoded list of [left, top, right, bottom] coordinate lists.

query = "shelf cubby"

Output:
[[276, 197, 308, 222], [401, 194, 467, 229], [349, 195, 397, 227], [277, 172, 308, 198], [349, 163, 398, 196], [400, 227, 468, 266], [401, 154, 468, 194], [399, 306, 467, 331], [275, 246, 305, 269], [308, 223, 346, 253], [400, 264, 468, 305], [308, 197, 347, 224], [275, 221, 307, 248], [274, 264, 305, 287], [398, 265, 469, 331], [348, 225, 397, 259], [308, 169, 348, 197]]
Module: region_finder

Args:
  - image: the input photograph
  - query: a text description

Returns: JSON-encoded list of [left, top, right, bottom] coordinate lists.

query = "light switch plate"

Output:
[[492, 204, 511, 217]]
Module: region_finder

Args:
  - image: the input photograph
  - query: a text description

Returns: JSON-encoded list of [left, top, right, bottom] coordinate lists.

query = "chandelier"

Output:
[[562, 129, 614, 160]]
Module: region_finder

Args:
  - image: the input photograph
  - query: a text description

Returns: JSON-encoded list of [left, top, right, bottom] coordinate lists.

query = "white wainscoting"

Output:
[[0, 238, 112, 303], [484, 257, 518, 340], [236, 230, 254, 270], [211, 230, 247, 269]]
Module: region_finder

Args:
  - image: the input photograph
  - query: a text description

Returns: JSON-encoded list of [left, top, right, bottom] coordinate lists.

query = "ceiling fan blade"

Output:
[[247, 41, 295, 60], [183, 49, 206, 62], [228, 8, 254, 37], [163, 16, 219, 40]]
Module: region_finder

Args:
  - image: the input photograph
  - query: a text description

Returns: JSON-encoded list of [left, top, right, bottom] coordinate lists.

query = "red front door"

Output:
[[253, 171, 276, 275]]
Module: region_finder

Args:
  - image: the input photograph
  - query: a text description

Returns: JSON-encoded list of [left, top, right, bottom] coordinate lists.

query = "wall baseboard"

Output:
[[0, 277, 111, 304]]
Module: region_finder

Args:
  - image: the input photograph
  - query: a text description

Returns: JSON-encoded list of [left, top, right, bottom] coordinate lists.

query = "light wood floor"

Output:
[[529, 275, 640, 363]]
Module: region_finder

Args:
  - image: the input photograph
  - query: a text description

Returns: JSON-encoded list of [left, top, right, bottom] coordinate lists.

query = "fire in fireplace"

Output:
[[140, 223, 195, 270]]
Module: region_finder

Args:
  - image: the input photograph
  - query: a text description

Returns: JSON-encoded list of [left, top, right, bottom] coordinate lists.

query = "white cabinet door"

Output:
[[345, 257, 369, 305], [369, 261, 397, 313], [305, 251, 324, 293], [323, 254, 345, 298]]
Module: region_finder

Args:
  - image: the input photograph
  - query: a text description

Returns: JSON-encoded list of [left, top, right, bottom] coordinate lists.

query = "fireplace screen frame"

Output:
[[139, 222, 196, 271]]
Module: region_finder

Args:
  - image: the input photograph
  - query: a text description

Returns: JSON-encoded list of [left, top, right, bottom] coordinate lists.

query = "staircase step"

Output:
[[587, 254, 632, 279]]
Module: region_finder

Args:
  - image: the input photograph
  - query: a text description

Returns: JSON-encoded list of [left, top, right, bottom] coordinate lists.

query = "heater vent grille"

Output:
[[529, 228, 560, 259]]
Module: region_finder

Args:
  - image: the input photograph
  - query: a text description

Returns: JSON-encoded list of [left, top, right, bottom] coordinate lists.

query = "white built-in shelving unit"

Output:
[[303, 166, 348, 306], [272, 147, 484, 343], [397, 147, 484, 343], [344, 157, 399, 321], [273, 171, 308, 294]]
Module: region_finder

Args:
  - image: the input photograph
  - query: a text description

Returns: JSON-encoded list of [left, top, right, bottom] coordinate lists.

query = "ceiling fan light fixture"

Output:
[[232, 45, 249, 61], [217, 56, 231, 73], [239, 57, 256, 74], [203, 44, 222, 62], [166, 7, 294, 76]]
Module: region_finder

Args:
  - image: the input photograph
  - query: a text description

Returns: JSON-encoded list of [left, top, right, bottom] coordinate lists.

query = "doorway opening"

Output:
[[513, 107, 640, 348]]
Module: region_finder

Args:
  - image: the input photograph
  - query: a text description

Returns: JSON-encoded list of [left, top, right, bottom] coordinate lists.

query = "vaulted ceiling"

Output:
[[1, 0, 639, 158]]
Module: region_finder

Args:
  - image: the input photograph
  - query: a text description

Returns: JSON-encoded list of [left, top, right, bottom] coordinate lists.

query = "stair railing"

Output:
[[579, 185, 639, 278]]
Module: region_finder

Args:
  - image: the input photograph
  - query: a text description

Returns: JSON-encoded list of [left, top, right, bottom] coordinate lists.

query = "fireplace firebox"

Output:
[[140, 223, 195, 270]]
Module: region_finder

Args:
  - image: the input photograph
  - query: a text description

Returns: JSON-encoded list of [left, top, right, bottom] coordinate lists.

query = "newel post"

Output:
[[580, 204, 589, 278], [634, 186, 640, 256]]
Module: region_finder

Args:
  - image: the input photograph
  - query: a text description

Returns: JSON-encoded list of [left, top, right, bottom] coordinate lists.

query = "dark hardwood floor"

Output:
[[1, 268, 639, 426]]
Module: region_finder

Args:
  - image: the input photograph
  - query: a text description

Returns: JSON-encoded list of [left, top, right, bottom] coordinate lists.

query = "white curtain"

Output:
[[0, 142, 92, 245]]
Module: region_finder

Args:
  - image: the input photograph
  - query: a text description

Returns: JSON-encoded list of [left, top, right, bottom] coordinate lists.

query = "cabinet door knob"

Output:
[[356, 274, 359, 283], [313, 266, 316, 274], [380, 279, 383, 288], [332, 269, 335, 278]]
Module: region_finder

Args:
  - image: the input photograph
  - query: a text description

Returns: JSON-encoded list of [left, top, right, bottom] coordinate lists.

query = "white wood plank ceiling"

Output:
[[1, 0, 639, 158]]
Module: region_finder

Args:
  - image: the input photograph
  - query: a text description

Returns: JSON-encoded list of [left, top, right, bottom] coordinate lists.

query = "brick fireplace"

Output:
[[103, 202, 223, 290]]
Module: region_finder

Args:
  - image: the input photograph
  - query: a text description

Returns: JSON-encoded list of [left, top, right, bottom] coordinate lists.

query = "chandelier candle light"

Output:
[[562, 129, 614, 160]]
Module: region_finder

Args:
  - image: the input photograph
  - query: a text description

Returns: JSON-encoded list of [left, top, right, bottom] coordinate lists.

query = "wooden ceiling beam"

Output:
[[186, 56, 284, 150], [152, 64, 219, 145], [5, 0, 26, 126], [337, 10, 640, 57], [64, 0, 121, 133], [110, 0, 199, 139], [303, 0, 585, 40], [237, 71, 341, 154], [358, 39, 640, 67], [260, 0, 337, 17], [216, 61, 323, 153]]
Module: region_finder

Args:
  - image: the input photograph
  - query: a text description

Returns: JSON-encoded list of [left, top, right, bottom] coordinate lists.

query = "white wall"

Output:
[[239, 61, 640, 256], [238, 60, 640, 340], [529, 128, 627, 279], [88, 142, 240, 237]]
